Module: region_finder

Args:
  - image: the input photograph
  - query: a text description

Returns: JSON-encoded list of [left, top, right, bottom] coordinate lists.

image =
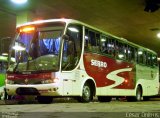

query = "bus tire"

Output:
[[126, 96, 136, 102], [98, 96, 112, 102], [135, 86, 142, 101], [37, 96, 53, 104], [127, 86, 142, 102], [4, 88, 8, 100], [143, 96, 150, 101], [79, 83, 93, 103]]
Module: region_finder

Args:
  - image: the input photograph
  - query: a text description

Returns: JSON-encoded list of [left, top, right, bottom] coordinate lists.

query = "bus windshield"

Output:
[[8, 23, 65, 73]]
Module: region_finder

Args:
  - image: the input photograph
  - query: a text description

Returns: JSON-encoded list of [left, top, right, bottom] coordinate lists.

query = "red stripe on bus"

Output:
[[7, 73, 52, 80], [83, 53, 136, 89]]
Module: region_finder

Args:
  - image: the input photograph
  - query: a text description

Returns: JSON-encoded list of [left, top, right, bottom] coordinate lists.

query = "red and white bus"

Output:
[[6, 19, 159, 103]]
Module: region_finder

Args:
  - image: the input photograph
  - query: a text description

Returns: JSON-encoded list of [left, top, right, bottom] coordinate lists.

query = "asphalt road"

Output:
[[0, 98, 160, 118]]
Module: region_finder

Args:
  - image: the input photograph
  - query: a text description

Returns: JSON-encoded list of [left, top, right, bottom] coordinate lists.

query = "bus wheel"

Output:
[[79, 83, 93, 103], [135, 86, 142, 101], [37, 96, 53, 104], [143, 97, 149, 101], [127, 86, 142, 102], [98, 96, 112, 102]]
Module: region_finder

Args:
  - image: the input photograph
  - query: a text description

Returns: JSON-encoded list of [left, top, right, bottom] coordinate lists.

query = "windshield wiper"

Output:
[[13, 61, 20, 72], [13, 51, 29, 72]]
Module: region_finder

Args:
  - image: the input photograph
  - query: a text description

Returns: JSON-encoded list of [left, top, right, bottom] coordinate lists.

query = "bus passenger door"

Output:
[[61, 24, 82, 96], [61, 37, 78, 96], [61, 72, 75, 96]]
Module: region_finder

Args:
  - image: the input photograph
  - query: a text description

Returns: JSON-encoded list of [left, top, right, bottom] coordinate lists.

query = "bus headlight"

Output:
[[6, 80, 14, 84]]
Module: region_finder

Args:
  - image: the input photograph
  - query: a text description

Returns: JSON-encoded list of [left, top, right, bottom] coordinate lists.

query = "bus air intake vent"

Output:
[[16, 87, 40, 95]]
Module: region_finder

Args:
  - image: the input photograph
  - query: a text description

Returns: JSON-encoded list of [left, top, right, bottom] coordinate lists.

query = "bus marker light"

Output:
[[20, 26, 35, 33], [125, 79, 128, 83]]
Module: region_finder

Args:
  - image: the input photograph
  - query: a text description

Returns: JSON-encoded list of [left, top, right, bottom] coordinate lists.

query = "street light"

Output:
[[157, 32, 160, 38], [10, 0, 28, 4]]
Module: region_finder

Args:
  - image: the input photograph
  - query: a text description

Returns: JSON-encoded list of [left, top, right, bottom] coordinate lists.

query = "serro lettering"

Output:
[[91, 59, 107, 68]]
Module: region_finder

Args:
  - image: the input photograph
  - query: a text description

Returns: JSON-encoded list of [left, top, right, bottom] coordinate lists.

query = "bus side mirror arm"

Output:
[[62, 34, 69, 41]]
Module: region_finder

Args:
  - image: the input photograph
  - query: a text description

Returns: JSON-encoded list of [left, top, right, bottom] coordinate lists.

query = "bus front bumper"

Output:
[[6, 84, 60, 96]]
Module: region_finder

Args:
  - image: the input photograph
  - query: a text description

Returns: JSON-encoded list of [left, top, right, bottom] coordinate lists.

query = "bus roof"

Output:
[[17, 19, 157, 55]]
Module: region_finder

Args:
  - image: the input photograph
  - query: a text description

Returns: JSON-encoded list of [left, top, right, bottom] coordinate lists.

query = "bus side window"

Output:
[[116, 41, 126, 60], [135, 48, 138, 63], [89, 31, 96, 48], [100, 35, 107, 53], [150, 54, 157, 67], [87, 30, 95, 52], [123, 44, 127, 60], [107, 38, 115, 57], [84, 28, 100, 53], [137, 49, 143, 64], [146, 53, 152, 66], [150, 54, 154, 67], [128, 45, 135, 62], [84, 29, 89, 51], [96, 33, 100, 52], [138, 50, 147, 65], [143, 51, 147, 65], [152, 55, 158, 67]]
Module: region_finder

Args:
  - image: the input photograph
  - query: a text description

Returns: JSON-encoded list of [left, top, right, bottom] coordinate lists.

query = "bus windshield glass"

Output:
[[9, 22, 65, 73]]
